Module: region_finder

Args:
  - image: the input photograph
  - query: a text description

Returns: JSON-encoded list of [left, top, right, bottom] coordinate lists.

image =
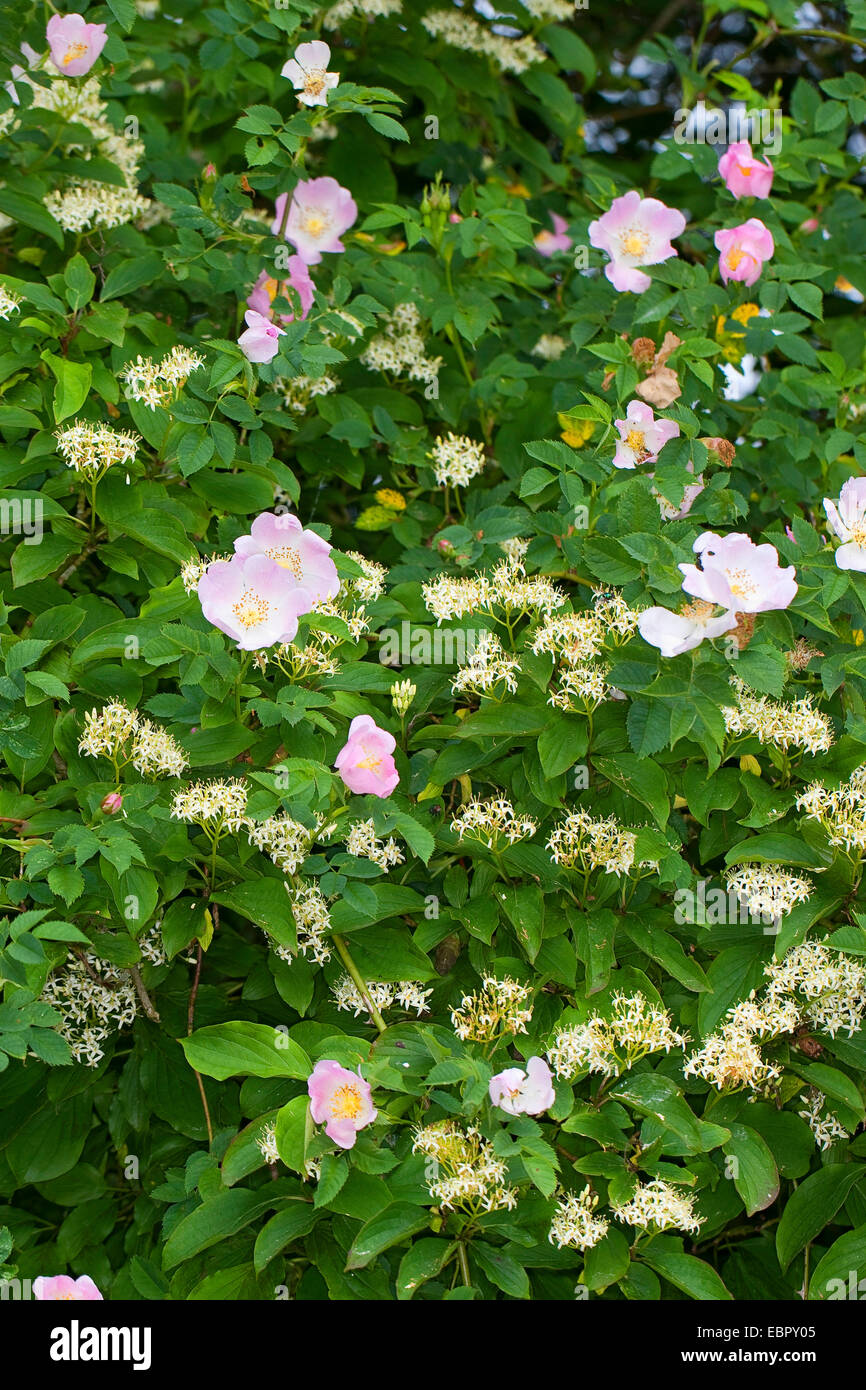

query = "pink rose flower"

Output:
[[233, 511, 339, 604], [489, 1057, 555, 1116], [824, 477, 866, 571], [197, 553, 313, 650], [307, 1059, 376, 1149], [281, 39, 339, 107], [613, 400, 680, 469], [100, 791, 123, 814], [272, 177, 357, 266], [715, 219, 774, 286], [33, 1274, 103, 1301], [238, 309, 285, 364], [589, 190, 687, 293], [638, 601, 737, 657], [534, 212, 572, 257], [679, 531, 797, 613], [718, 141, 774, 200], [46, 13, 107, 76], [247, 259, 314, 325], [335, 715, 399, 798]]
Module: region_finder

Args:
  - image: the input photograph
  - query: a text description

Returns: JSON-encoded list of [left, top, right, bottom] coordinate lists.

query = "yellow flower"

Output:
[[375, 488, 406, 511], [715, 303, 761, 363], [558, 412, 594, 448]]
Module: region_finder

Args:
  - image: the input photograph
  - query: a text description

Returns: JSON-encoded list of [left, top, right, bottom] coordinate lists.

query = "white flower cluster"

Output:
[[412, 1121, 519, 1214], [138, 923, 167, 966], [361, 302, 442, 387], [79, 701, 188, 779], [548, 1186, 610, 1251], [797, 766, 866, 853], [723, 677, 833, 754], [723, 864, 813, 922], [613, 1179, 704, 1237], [247, 814, 316, 875], [764, 939, 866, 1038], [324, 0, 402, 26], [429, 433, 486, 487], [343, 551, 388, 602], [531, 334, 567, 361], [41, 953, 138, 1067], [451, 632, 520, 697], [275, 373, 338, 414], [33, 79, 151, 233], [423, 559, 565, 624], [422, 9, 544, 74], [272, 640, 341, 681], [257, 1122, 280, 1166], [685, 941, 866, 1094], [285, 880, 332, 965], [345, 818, 404, 870], [450, 975, 532, 1042], [0, 283, 22, 319], [121, 346, 205, 410], [170, 778, 249, 831], [55, 422, 140, 482], [547, 808, 652, 878], [332, 975, 432, 1017], [798, 1089, 850, 1151], [547, 992, 689, 1081], [181, 553, 230, 595], [451, 796, 537, 849]]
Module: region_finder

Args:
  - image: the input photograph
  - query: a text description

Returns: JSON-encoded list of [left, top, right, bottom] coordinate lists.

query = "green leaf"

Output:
[[723, 1123, 780, 1216], [181, 1022, 310, 1081], [776, 1164, 865, 1271], [396, 1238, 456, 1300], [471, 1242, 530, 1298], [345, 1202, 430, 1270], [42, 353, 92, 424], [641, 1250, 733, 1301]]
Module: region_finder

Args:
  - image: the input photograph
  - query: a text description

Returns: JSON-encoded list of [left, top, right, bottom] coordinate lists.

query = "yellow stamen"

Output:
[[63, 41, 89, 65], [330, 1084, 363, 1120]]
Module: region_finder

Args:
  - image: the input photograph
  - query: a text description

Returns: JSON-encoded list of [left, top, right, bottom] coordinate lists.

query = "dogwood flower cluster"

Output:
[[41, 954, 138, 1067], [33, 74, 150, 233], [683, 1013, 784, 1094], [55, 422, 140, 482], [612, 1180, 704, 1236], [429, 433, 486, 487], [723, 864, 814, 922], [450, 975, 533, 1042], [723, 677, 834, 754], [547, 809, 650, 878], [0, 283, 22, 319], [79, 701, 188, 779], [547, 992, 689, 1080], [170, 778, 249, 832], [275, 372, 339, 414], [285, 881, 333, 965], [121, 346, 204, 409], [549, 1186, 610, 1251], [332, 976, 431, 1017], [412, 1121, 519, 1213], [421, 9, 543, 73], [797, 766, 866, 852], [763, 940, 866, 1038], [360, 302, 442, 387], [451, 632, 521, 697], [423, 560, 565, 624], [247, 814, 318, 875], [798, 1089, 850, 1151], [344, 819, 404, 870], [450, 797, 537, 849]]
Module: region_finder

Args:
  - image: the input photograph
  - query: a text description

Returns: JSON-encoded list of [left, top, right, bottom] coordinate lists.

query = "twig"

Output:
[[128, 965, 160, 1022]]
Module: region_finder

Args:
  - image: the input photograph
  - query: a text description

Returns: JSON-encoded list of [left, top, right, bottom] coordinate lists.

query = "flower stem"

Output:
[[333, 933, 387, 1033]]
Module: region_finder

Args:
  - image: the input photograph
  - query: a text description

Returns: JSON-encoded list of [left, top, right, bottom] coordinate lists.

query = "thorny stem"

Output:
[[333, 933, 387, 1034]]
